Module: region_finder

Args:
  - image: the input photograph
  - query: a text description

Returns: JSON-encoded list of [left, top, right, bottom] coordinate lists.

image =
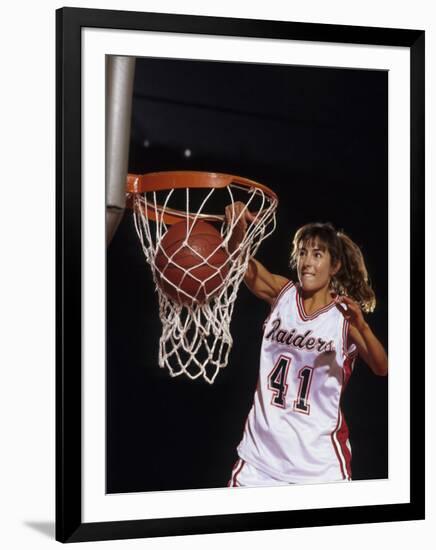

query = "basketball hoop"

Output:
[[127, 171, 278, 384]]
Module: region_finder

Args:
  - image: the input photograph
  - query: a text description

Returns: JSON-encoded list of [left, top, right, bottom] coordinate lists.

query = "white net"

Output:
[[132, 180, 277, 383]]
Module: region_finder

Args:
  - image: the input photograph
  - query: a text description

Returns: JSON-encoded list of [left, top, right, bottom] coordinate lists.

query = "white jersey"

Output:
[[237, 281, 357, 483]]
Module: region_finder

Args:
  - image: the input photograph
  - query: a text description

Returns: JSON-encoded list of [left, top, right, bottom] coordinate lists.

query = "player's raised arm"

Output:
[[225, 202, 289, 305], [336, 296, 388, 376]]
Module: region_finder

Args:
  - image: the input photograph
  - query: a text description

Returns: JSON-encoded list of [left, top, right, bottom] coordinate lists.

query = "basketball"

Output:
[[155, 220, 230, 305]]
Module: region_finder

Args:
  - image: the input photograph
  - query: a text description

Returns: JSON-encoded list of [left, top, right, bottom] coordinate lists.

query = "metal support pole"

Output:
[[106, 55, 136, 245]]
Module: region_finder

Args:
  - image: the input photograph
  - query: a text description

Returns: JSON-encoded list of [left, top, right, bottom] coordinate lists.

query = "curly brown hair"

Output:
[[289, 222, 376, 313]]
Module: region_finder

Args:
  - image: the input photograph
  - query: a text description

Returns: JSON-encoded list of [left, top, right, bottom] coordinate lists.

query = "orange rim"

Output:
[[126, 171, 278, 225]]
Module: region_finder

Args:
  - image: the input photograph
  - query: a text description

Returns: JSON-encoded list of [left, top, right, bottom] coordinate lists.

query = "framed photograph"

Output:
[[56, 7, 425, 543]]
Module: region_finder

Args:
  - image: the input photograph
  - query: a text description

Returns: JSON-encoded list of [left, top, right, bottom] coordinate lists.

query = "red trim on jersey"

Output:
[[295, 284, 338, 322], [336, 410, 352, 480], [330, 362, 354, 480], [342, 319, 348, 357], [228, 458, 245, 487], [343, 352, 355, 390], [331, 411, 346, 480], [339, 357, 354, 478], [342, 319, 358, 360], [262, 280, 294, 331]]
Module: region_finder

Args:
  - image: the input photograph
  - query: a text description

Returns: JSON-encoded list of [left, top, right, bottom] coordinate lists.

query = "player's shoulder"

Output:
[[271, 277, 295, 306], [275, 275, 293, 292]]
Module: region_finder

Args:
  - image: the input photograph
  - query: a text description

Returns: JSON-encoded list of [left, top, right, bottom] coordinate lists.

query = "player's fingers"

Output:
[[345, 300, 361, 315], [245, 209, 258, 223], [225, 203, 248, 234], [338, 296, 359, 311], [226, 202, 258, 233], [234, 203, 249, 227], [225, 203, 241, 222], [224, 206, 234, 225], [335, 302, 347, 315], [229, 202, 241, 219], [335, 303, 352, 322], [340, 295, 357, 307]]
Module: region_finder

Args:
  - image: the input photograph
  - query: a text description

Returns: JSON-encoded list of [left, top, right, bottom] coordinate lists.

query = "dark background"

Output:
[[107, 57, 388, 493]]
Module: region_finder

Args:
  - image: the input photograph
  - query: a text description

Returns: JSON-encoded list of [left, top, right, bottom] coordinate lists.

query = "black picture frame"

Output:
[[56, 7, 425, 543]]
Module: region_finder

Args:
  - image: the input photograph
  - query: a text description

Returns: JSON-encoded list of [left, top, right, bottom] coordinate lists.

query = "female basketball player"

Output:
[[225, 202, 388, 486]]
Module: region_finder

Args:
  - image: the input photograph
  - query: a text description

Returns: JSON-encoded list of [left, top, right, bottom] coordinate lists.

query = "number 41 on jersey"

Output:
[[267, 355, 314, 414]]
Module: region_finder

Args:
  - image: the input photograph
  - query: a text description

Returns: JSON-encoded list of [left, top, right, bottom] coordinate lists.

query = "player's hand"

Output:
[[336, 296, 367, 333], [225, 201, 256, 251], [225, 201, 256, 228]]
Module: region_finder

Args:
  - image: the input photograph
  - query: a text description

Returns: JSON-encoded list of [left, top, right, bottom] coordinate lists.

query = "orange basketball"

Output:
[[155, 220, 229, 305]]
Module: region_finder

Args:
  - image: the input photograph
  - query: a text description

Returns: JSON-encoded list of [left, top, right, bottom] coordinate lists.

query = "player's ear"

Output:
[[331, 260, 341, 277]]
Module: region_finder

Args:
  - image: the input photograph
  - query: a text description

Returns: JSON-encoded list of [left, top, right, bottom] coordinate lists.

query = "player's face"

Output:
[[297, 239, 338, 294]]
